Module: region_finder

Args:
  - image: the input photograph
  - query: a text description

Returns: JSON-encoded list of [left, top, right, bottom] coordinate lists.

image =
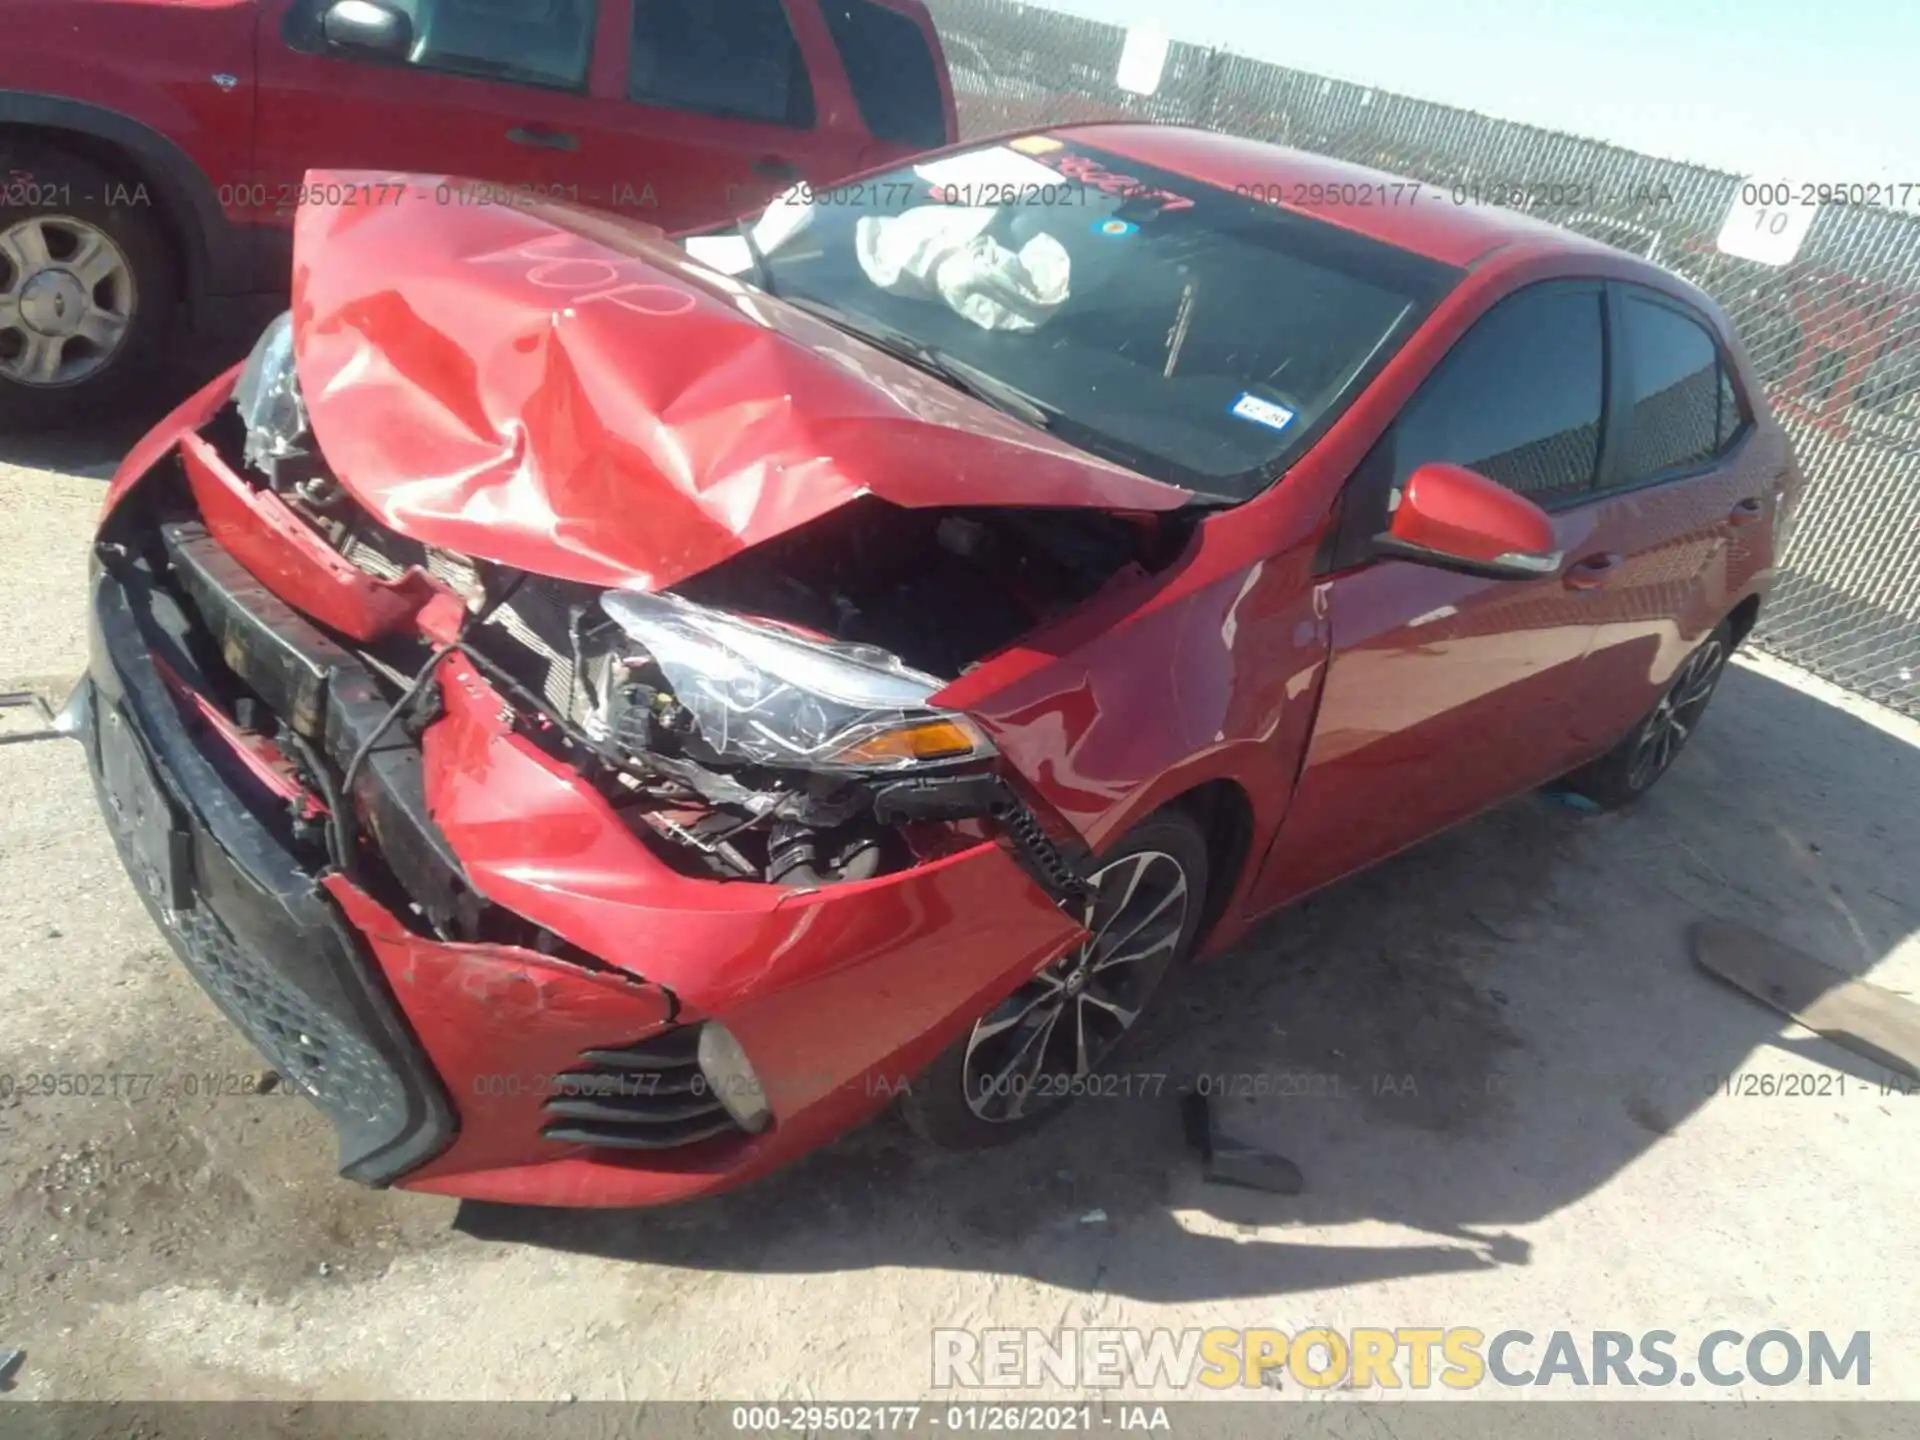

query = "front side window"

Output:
[[630, 0, 815, 127], [1391, 284, 1606, 501], [821, 0, 947, 148], [1618, 292, 1727, 482], [373, 0, 597, 90], [695, 139, 1459, 500]]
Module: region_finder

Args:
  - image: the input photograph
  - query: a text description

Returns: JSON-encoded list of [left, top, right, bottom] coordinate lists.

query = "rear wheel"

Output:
[[1559, 620, 1733, 809], [0, 145, 177, 429], [901, 808, 1209, 1149]]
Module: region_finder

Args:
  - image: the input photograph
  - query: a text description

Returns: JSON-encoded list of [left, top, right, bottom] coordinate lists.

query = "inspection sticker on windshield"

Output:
[[1230, 393, 1296, 431]]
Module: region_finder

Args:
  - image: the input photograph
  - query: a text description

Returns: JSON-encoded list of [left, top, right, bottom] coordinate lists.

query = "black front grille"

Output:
[[85, 556, 455, 1185], [155, 520, 474, 939], [163, 887, 404, 1131], [541, 1025, 745, 1151]]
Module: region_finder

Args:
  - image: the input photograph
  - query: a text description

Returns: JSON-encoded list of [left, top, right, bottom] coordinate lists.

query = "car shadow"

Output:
[[455, 660, 1920, 1302]]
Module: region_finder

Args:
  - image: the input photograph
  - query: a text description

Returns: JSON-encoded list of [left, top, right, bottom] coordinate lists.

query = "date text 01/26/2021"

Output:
[[1707, 1070, 1919, 1097]]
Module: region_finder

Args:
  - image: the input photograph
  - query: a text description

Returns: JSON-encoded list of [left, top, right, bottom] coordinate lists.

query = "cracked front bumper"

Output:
[[81, 375, 1087, 1206]]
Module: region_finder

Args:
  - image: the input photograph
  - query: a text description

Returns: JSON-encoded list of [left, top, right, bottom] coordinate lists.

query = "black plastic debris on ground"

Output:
[[0, 1347, 24, 1391], [1179, 1087, 1305, 1195]]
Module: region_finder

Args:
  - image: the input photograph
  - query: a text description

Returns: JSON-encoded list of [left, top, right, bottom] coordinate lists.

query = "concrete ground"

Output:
[[1, 397, 1916, 1403]]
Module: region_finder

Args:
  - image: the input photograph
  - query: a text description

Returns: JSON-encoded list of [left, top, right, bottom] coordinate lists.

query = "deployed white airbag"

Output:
[[854, 206, 1071, 333]]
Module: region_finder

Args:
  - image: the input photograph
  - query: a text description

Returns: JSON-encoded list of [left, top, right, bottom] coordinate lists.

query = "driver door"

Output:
[[1249, 281, 1612, 909], [252, 0, 624, 243]]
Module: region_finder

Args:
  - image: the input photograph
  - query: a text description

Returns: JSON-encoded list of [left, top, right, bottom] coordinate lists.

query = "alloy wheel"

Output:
[[961, 848, 1191, 1123], [0, 216, 137, 387], [1628, 637, 1726, 791]]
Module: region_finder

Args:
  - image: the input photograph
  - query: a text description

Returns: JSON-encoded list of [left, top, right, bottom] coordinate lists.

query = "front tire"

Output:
[[901, 807, 1210, 1149], [0, 144, 178, 430], [1559, 620, 1733, 810]]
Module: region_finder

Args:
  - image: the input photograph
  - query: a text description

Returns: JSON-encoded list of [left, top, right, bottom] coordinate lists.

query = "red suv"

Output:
[[0, 0, 956, 426], [71, 125, 1801, 1205]]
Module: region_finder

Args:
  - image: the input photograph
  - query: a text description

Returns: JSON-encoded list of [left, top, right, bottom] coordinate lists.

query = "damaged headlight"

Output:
[[598, 591, 995, 773], [232, 310, 310, 480]]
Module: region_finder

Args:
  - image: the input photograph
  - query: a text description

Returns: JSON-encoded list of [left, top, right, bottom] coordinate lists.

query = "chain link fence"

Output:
[[929, 0, 1920, 717]]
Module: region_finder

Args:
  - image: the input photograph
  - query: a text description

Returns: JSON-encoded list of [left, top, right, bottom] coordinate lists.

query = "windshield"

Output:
[[686, 136, 1461, 502]]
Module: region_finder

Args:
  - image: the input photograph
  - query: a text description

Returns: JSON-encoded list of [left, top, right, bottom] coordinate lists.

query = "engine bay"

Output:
[[316, 489, 1161, 889], [672, 497, 1157, 681], [159, 401, 1177, 904]]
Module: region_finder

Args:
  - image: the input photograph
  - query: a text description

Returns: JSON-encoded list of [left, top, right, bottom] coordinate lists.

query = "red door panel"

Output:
[[564, 0, 867, 228], [1563, 467, 1762, 750], [1248, 543, 1596, 911], [568, 0, 871, 230], [251, 0, 630, 228], [1244, 278, 1614, 911], [1570, 287, 1798, 749]]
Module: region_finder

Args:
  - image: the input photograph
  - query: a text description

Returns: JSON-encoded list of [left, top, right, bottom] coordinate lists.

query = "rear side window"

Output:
[[630, 0, 816, 127], [364, 0, 597, 90], [1392, 284, 1606, 502], [821, 0, 947, 148], [1618, 294, 1728, 481]]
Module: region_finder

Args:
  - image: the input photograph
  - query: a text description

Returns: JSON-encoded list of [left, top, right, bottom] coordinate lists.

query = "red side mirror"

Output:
[[1376, 462, 1563, 580]]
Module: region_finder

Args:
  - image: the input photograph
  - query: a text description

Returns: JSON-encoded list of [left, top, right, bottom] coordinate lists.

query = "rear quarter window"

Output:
[[1617, 292, 1733, 481], [821, 0, 948, 148], [630, 0, 816, 127]]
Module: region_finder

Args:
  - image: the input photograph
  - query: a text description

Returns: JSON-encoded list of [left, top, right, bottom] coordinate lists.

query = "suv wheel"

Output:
[[1559, 620, 1733, 809], [0, 146, 177, 429], [901, 808, 1210, 1149]]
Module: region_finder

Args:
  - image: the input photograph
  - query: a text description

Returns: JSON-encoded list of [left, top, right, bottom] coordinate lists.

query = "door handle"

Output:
[[753, 154, 802, 183], [506, 125, 579, 151], [1562, 552, 1622, 591], [1727, 496, 1765, 526]]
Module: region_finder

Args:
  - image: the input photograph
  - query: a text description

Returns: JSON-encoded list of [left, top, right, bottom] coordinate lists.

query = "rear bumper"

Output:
[[84, 380, 1086, 1207]]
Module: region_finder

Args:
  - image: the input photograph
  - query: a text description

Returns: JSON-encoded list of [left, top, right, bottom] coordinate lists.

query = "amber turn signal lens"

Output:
[[831, 718, 982, 766]]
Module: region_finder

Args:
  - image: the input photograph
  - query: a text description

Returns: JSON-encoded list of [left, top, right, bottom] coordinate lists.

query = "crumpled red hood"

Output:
[[290, 172, 1191, 591]]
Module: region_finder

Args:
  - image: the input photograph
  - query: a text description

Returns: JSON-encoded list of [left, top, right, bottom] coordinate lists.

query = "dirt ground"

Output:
[[2, 393, 1917, 1403]]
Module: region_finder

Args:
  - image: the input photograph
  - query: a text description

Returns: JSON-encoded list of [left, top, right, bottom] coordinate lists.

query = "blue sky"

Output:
[[1037, 0, 1919, 186]]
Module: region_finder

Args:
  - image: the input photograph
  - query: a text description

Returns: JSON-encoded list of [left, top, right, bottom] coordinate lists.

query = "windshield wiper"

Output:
[[782, 298, 1055, 429]]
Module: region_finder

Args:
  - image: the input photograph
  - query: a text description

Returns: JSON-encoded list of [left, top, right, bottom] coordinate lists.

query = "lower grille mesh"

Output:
[[94, 737, 408, 1134], [168, 898, 402, 1126]]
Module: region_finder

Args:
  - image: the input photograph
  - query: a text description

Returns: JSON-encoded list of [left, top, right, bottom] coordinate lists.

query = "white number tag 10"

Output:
[[1716, 183, 1818, 266]]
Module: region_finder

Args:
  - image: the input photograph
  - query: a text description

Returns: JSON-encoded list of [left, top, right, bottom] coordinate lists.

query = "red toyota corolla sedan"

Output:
[[71, 124, 1802, 1206]]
